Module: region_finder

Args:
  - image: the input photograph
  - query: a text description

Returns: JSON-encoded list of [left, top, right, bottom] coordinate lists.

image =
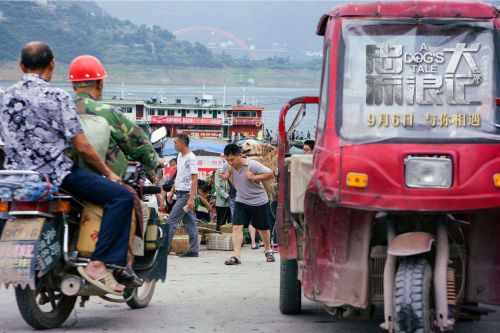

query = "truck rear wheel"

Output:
[[279, 258, 301, 314], [394, 258, 434, 333]]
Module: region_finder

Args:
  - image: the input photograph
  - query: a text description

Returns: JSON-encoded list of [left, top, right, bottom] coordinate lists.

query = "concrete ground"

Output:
[[0, 246, 499, 333]]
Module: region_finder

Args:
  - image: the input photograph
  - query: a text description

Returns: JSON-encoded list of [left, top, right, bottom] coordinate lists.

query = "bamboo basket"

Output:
[[169, 235, 202, 254], [220, 224, 233, 234], [170, 235, 189, 254], [197, 222, 208, 232], [197, 222, 217, 244], [176, 226, 187, 235], [205, 223, 217, 231]]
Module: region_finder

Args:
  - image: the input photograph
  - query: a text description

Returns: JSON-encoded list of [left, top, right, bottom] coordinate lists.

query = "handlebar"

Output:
[[142, 185, 162, 195]]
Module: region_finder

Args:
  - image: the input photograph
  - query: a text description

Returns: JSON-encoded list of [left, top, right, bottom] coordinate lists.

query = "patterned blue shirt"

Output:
[[0, 74, 83, 186]]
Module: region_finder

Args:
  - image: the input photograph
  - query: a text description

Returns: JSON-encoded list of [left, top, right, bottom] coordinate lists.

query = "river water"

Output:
[[0, 81, 319, 133]]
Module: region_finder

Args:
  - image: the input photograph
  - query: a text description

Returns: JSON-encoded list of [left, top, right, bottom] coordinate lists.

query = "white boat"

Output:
[[103, 93, 264, 140]]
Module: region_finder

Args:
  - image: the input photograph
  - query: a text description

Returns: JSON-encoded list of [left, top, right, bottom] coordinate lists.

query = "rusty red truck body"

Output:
[[276, 2, 500, 332]]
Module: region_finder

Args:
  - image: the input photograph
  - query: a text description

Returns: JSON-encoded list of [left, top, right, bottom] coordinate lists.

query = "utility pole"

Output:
[[223, 85, 226, 106]]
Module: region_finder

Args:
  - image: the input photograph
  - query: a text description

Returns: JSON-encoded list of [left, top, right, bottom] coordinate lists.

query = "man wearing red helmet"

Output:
[[68, 56, 163, 281], [68, 55, 161, 179]]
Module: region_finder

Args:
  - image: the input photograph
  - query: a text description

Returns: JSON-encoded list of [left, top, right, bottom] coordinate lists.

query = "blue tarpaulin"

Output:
[[162, 138, 227, 156]]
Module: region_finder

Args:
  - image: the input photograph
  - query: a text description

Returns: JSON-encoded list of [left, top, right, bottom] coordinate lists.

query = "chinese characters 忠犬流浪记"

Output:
[[366, 43, 483, 106]]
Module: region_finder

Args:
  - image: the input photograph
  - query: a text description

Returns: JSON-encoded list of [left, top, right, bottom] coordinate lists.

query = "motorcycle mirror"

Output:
[[151, 126, 167, 144]]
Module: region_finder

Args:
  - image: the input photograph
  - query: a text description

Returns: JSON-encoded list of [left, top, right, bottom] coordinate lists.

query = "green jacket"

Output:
[[214, 169, 230, 207], [74, 92, 160, 178]]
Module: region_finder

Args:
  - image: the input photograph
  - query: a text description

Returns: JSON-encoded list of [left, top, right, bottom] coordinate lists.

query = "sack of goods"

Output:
[[0, 173, 58, 201]]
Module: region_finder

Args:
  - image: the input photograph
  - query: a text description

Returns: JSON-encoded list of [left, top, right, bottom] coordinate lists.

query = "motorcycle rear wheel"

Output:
[[125, 280, 156, 309], [15, 284, 77, 329]]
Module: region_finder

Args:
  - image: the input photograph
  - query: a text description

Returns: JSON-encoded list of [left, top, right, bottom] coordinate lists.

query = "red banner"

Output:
[[177, 129, 222, 139], [151, 116, 222, 126], [164, 167, 219, 180], [232, 118, 261, 126]]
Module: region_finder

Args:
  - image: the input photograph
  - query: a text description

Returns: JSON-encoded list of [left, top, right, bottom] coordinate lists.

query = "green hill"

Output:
[[0, 1, 321, 86], [0, 0, 225, 67]]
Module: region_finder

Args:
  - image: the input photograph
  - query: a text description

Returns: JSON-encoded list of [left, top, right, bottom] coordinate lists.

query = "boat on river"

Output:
[[104, 93, 264, 140]]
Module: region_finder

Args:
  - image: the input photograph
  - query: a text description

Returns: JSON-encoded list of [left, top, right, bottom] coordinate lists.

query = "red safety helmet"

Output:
[[68, 55, 107, 82]]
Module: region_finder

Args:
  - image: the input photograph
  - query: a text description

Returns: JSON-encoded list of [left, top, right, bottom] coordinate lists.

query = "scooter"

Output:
[[0, 144, 169, 330]]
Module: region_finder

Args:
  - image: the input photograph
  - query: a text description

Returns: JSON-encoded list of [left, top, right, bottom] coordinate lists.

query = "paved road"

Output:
[[1, 246, 499, 332]]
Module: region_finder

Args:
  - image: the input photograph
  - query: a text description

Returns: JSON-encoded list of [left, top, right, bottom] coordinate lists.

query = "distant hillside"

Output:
[[0, 1, 227, 67], [97, 1, 333, 60]]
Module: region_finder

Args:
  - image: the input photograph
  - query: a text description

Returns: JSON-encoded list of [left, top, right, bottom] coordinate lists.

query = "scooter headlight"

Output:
[[405, 156, 452, 189]]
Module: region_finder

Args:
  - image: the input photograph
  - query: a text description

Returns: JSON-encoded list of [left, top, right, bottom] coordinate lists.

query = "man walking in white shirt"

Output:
[[166, 134, 199, 257]]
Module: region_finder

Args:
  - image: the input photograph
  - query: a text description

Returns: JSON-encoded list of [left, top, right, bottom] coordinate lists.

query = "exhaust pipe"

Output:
[[60, 275, 107, 297], [60, 275, 83, 296]]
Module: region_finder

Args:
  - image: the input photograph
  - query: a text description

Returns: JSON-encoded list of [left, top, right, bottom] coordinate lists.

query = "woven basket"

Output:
[[197, 222, 208, 232], [206, 233, 234, 251], [197, 222, 216, 234], [170, 235, 189, 254], [220, 224, 233, 234], [176, 226, 187, 235], [170, 235, 202, 254], [206, 223, 217, 231]]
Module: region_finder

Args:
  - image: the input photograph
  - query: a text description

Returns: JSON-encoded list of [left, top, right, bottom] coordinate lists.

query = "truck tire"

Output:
[[279, 258, 301, 314], [394, 258, 434, 333], [15, 285, 76, 329], [126, 280, 156, 309]]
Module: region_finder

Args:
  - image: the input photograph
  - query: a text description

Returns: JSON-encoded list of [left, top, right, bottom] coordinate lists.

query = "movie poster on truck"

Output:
[[339, 20, 496, 144]]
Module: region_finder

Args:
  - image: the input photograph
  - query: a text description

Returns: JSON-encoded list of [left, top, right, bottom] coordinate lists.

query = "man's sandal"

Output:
[[77, 266, 124, 296], [224, 256, 241, 265], [114, 267, 144, 288], [265, 252, 275, 262]]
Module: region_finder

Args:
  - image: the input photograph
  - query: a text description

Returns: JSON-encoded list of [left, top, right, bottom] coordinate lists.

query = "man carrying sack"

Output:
[[220, 143, 275, 265]]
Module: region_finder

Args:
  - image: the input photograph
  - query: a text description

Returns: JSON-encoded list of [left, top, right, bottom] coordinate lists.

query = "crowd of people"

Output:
[[159, 141, 283, 264], [159, 132, 314, 263]]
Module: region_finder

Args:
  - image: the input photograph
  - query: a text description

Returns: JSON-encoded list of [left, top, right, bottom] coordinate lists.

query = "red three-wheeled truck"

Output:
[[276, 1, 500, 332]]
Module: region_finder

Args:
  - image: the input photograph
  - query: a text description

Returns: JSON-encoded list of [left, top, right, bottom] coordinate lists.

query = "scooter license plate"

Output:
[[0, 218, 46, 289], [0, 217, 45, 241]]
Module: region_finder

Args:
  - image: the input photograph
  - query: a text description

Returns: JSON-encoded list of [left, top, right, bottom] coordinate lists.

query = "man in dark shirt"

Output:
[[303, 140, 315, 154], [0, 41, 132, 295]]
